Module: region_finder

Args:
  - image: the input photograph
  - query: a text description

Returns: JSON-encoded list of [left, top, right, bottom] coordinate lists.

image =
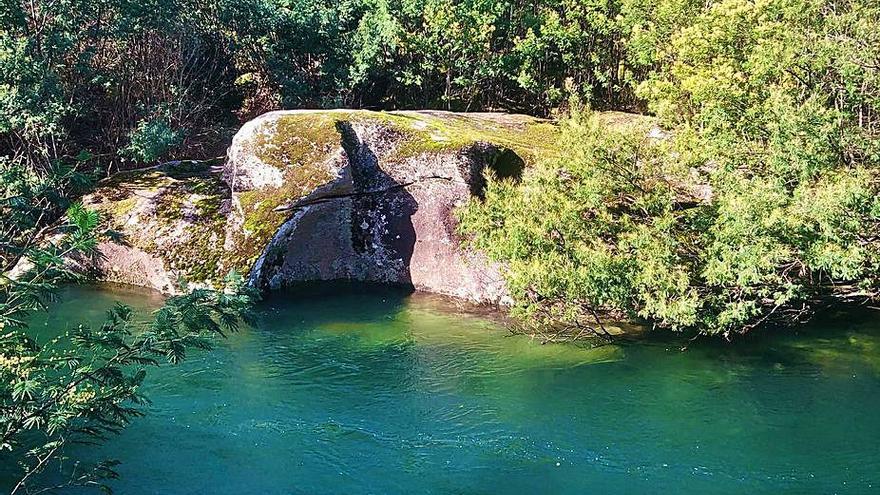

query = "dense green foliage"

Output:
[[0, 0, 708, 176], [461, 0, 880, 338]]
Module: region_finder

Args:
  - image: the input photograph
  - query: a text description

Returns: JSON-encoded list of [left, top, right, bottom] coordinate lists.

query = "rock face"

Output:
[[81, 110, 559, 303], [241, 118, 510, 302]]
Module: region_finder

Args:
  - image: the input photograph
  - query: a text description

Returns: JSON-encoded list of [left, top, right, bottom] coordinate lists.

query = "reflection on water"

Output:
[[11, 284, 880, 494]]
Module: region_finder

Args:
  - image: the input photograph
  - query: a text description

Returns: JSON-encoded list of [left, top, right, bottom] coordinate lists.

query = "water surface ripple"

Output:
[[19, 285, 880, 494]]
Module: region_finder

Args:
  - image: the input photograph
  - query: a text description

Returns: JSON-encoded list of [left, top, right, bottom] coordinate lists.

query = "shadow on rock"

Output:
[[336, 121, 418, 289]]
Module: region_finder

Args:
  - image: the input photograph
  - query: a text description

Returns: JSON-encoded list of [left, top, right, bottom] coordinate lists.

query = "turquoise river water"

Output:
[[9, 284, 880, 494]]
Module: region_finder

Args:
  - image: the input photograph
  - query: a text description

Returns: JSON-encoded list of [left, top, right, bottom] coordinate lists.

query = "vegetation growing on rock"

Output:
[[84, 167, 231, 287], [355, 111, 560, 164]]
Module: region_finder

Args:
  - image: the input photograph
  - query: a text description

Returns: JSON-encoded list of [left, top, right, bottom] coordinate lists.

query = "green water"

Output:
[[14, 285, 880, 494]]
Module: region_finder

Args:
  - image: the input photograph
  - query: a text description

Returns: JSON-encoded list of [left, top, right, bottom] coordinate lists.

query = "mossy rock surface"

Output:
[[83, 166, 231, 289], [223, 110, 562, 286], [80, 109, 646, 295]]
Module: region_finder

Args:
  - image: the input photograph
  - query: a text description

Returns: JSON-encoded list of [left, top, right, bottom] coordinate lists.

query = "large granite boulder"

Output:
[[80, 110, 558, 303]]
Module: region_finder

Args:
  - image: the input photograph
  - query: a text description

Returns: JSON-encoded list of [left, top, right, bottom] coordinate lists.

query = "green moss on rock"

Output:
[[227, 113, 343, 273], [356, 111, 559, 164], [84, 166, 231, 287], [250, 113, 342, 171]]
